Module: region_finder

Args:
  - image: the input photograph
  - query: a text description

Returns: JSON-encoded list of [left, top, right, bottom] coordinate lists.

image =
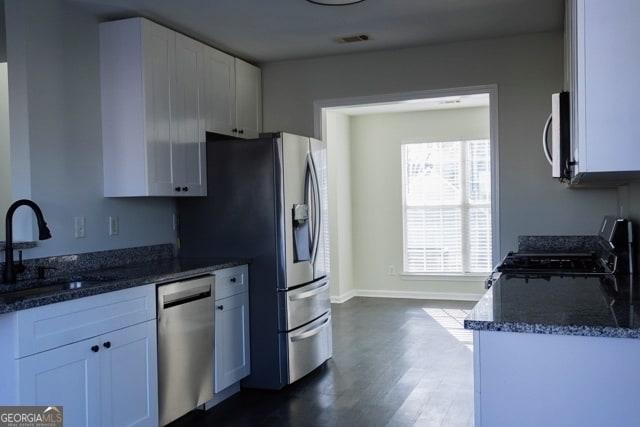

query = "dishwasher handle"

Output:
[[161, 285, 211, 309]]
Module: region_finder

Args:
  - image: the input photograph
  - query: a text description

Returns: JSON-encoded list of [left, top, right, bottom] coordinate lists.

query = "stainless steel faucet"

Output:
[[3, 199, 52, 283]]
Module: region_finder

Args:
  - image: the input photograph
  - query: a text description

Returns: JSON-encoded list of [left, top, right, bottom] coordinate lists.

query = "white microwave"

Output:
[[543, 91, 571, 181]]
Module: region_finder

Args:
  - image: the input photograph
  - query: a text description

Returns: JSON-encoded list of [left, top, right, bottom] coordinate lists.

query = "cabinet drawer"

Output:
[[14, 284, 156, 358], [215, 265, 248, 299]]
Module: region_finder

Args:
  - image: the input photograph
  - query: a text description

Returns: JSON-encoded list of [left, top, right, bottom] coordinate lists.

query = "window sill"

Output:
[[400, 273, 488, 282]]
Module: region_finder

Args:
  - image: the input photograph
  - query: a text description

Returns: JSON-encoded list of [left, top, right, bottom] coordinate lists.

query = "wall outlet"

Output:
[[109, 216, 119, 236], [74, 216, 86, 238]]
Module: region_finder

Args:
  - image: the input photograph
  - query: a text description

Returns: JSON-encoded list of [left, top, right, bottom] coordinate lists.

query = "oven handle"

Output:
[[485, 272, 501, 289]]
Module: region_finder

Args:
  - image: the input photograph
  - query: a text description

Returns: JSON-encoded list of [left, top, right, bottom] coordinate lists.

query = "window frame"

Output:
[[401, 138, 492, 276]]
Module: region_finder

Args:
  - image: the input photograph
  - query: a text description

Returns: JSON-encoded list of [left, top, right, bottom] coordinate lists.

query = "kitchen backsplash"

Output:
[[518, 235, 602, 253], [0, 243, 174, 281]]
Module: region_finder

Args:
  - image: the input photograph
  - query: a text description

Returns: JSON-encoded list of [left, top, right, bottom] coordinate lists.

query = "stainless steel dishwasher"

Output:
[[157, 274, 214, 426]]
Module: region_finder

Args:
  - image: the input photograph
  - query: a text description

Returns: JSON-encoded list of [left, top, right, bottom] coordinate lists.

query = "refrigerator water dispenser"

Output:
[[292, 204, 310, 262]]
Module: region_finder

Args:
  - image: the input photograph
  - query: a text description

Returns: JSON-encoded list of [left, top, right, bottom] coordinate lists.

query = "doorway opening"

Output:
[[314, 85, 498, 303]]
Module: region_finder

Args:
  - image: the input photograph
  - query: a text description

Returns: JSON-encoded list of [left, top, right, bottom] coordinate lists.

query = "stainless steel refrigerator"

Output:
[[177, 132, 332, 390]]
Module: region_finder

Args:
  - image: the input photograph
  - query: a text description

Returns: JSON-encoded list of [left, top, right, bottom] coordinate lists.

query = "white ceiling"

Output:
[[66, 0, 565, 64]]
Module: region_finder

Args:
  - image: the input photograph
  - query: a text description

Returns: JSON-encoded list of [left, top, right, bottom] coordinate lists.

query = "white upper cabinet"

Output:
[[100, 18, 206, 197], [234, 58, 262, 139], [173, 33, 207, 196], [203, 50, 262, 139], [567, 0, 640, 182], [203, 46, 237, 138]]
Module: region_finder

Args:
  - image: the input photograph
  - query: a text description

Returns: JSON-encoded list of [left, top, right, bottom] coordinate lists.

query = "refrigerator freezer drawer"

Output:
[[287, 313, 332, 384], [285, 278, 330, 330]]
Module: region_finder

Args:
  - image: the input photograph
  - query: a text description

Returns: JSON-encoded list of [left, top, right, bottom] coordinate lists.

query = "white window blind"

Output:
[[402, 139, 491, 274]]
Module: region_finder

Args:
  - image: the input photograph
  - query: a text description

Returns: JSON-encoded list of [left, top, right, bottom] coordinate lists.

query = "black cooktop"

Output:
[[496, 251, 608, 275]]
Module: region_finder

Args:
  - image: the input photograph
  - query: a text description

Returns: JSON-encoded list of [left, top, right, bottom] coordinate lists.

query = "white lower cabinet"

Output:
[[215, 292, 250, 392], [474, 330, 640, 427], [0, 284, 158, 427], [100, 320, 158, 427], [214, 265, 250, 393], [18, 334, 101, 426], [18, 320, 157, 427]]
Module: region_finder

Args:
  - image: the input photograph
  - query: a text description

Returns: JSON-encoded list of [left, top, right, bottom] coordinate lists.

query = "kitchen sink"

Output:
[[0, 276, 116, 301]]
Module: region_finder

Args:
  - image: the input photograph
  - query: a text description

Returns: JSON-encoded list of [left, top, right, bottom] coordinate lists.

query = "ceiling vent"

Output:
[[334, 34, 371, 44]]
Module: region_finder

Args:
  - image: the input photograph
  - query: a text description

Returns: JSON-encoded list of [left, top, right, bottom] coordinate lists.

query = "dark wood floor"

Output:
[[171, 297, 475, 427]]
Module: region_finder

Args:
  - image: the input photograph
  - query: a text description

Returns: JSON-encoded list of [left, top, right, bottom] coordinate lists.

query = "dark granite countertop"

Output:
[[0, 257, 248, 314], [0, 241, 38, 251], [464, 273, 640, 339]]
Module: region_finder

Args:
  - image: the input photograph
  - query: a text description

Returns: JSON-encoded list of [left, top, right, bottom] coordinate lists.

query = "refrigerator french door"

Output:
[[178, 132, 332, 390]]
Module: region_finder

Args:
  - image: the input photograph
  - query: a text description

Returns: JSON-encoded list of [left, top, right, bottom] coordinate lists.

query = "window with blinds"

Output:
[[402, 139, 491, 274]]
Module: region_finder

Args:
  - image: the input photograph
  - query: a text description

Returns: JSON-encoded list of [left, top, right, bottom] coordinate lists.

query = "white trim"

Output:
[[330, 289, 356, 304], [313, 84, 501, 266], [488, 87, 500, 266], [399, 273, 487, 282], [330, 288, 484, 304], [401, 139, 492, 273]]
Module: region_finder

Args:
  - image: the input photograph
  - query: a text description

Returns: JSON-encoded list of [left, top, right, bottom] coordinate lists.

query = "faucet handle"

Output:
[[35, 265, 57, 280]]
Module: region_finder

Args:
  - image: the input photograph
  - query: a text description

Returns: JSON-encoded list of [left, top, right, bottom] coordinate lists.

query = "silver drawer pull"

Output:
[[290, 317, 330, 342], [289, 281, 328, 301]]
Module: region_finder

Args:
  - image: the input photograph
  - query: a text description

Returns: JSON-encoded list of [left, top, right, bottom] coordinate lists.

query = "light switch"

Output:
[[109, 216, 119, 236], [74, 217, 86, 238]]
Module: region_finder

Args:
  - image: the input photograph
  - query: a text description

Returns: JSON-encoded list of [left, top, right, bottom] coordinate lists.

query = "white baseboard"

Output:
[[331, 288, 483, 304], [330, 289, 356, 304]]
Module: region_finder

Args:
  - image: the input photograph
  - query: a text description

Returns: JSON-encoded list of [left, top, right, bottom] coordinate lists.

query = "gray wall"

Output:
[[261, 32, 619, 257], [0, 63, 9, 240], [347, 107, 489, 299], [5, 0, 176, 259]]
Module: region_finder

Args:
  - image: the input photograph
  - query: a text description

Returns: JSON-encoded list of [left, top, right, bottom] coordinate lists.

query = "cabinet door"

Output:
[[203, 46, 236, 137], [18, 338, 101, 427], [100, 320, 158, 427], [173, 33, 207, 196], [215, 292, 251, 392], [571, 0, 640, 175], [141, 19, 175, 196], [235, 58, 262, 139]]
